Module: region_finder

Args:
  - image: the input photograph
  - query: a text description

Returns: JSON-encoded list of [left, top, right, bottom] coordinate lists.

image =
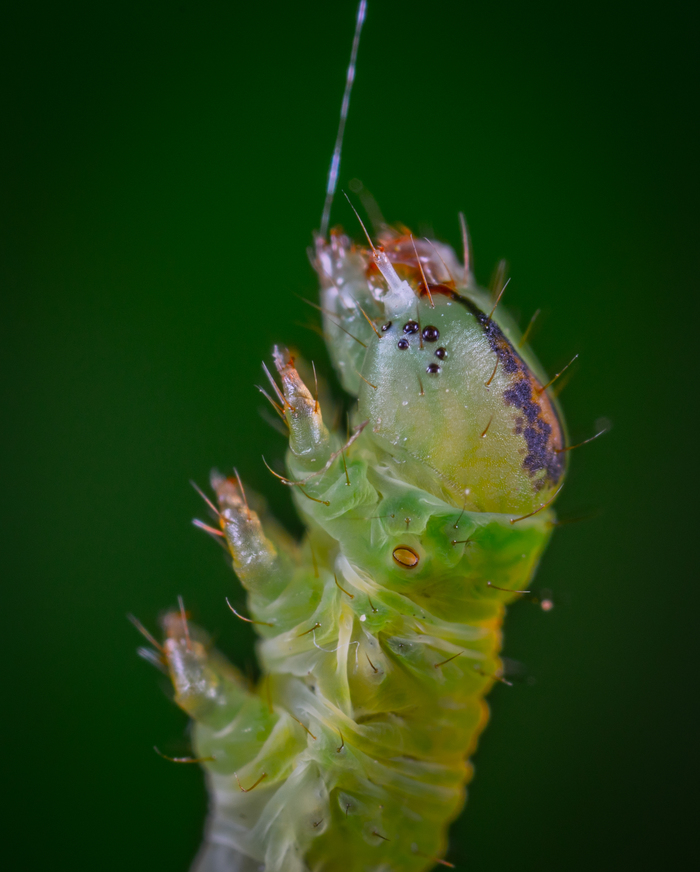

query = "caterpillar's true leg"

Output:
[[272, 346, 331, 476], [162, 610, 256, 730], [211, 472, 292, 604], [162, 609, 285, 872]]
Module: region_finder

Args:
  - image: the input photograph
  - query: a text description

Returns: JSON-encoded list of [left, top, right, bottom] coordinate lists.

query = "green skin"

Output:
[[158, 230, 565, 872]]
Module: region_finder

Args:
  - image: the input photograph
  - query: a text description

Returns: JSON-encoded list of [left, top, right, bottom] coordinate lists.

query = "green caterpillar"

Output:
[[139, 4, 568, 870]]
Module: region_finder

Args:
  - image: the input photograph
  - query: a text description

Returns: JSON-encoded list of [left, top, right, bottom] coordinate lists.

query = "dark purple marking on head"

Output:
[[446, 289, 564, 489], [503, 379, 564, 487]]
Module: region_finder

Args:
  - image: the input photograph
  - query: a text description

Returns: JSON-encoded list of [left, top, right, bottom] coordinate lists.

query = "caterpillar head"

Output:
[[314, 227, 565, 515]]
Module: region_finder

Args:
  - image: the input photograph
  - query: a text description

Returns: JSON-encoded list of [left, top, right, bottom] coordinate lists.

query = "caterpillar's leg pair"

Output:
[[211, 348, 331, 612], [210, 346, 327, 600], [204, 348, 330, 607]]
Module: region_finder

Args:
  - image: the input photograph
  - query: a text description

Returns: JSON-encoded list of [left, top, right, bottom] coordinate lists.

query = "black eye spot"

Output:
[[422, 325, 439, 342], [397, 338, 410, 350], [381, 321, 392, 332], [426, 363, 441, 374], [435, 347, 447, 360], [403, 320, 420, 335]]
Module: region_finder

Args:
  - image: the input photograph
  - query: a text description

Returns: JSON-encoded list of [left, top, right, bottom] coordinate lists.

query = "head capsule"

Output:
[[314, 226, 566, 515]]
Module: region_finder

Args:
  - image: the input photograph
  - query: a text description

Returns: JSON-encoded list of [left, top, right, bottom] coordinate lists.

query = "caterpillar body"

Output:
[[144, 6, 567, 871]]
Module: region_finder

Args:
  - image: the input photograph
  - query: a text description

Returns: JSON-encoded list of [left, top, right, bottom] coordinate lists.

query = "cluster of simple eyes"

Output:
[[381, 320, 447, 374]]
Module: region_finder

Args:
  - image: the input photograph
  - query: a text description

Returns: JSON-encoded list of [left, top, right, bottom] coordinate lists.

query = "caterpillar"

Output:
[[135, 3, 572, 870]]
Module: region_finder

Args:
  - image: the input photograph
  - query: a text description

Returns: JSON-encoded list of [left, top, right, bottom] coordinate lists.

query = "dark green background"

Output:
[[3, 1, 697, 869]]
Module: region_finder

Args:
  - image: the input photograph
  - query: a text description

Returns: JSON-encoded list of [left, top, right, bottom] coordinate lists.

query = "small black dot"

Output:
[[422, 325, 439, 342], [403, 320, 420, 335], [426, 363, 441, 374], [435, 347, 447, 360], [381, 321, 392, 332], [397, 338, 409, 350]]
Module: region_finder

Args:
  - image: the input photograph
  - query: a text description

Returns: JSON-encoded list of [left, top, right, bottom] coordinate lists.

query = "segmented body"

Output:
[[158, 224, 566, 871]]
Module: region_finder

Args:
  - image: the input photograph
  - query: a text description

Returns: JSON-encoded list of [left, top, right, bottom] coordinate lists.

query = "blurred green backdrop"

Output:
[[2, 1, 698, 869]]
